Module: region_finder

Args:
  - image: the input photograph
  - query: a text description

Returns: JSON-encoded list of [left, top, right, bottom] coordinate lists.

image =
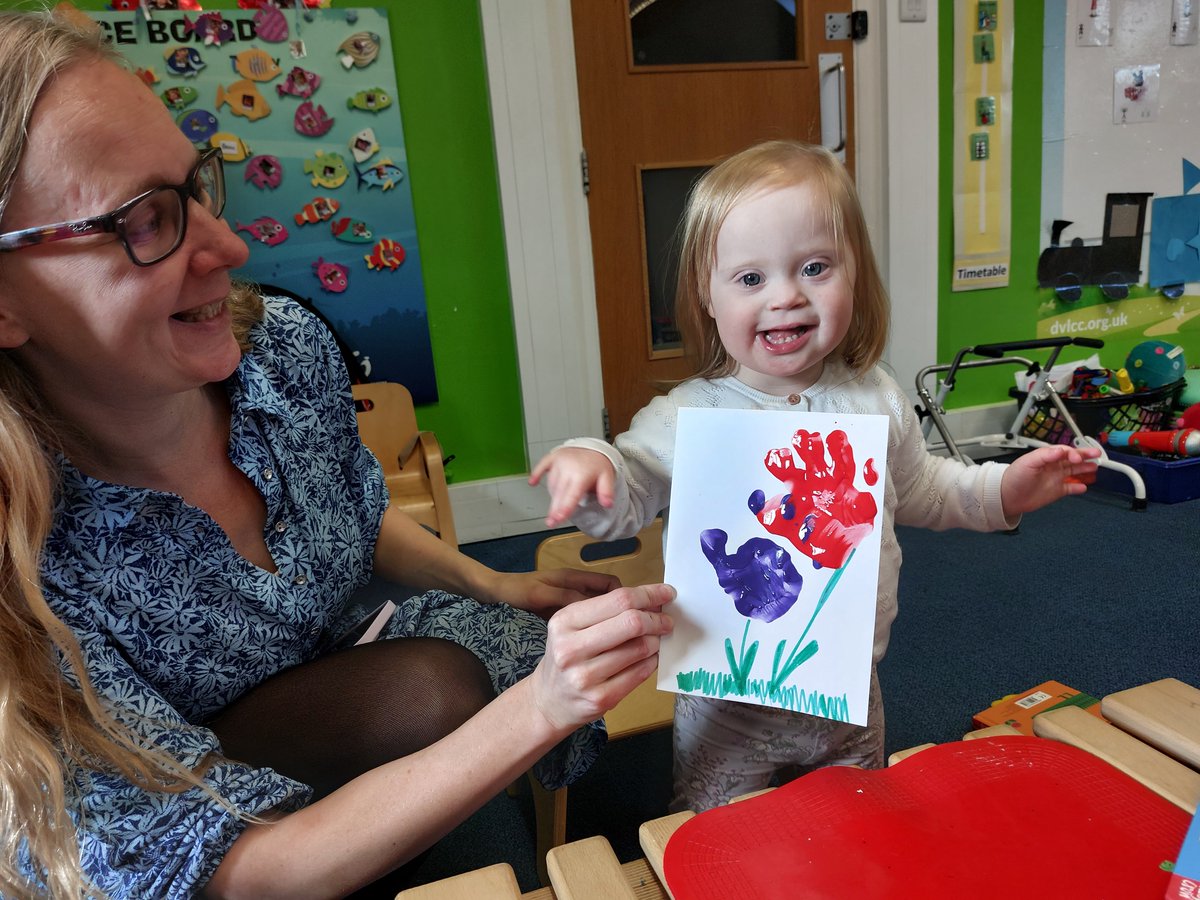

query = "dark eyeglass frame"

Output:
[[0, 148, 225, 267]]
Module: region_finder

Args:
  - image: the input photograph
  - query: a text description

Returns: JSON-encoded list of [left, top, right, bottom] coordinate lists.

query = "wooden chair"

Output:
[[352, 382, 456, 548], [350, 382, 456, 643], [528, 519, 675, 876]]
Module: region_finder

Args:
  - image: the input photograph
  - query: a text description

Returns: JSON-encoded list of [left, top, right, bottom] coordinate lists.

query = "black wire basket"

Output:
[[1010, 379, 1185, 444]]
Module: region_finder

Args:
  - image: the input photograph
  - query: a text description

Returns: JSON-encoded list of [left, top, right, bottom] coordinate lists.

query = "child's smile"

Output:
[[707, 181, 856, 395]]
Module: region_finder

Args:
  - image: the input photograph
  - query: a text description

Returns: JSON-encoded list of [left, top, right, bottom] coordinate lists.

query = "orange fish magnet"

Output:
[[294, 196, 341, 226], [364, 238, 405, 272], [230, 48, 281, 82], [216, 79, 271, 122]]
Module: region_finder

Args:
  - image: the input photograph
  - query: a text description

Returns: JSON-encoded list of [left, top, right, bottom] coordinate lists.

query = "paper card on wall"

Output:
[[1075, 0, 1112, 46], [1171, 0, 1199, 46], [1113, 64, 1160, 125], [658, 408, 888, 727]]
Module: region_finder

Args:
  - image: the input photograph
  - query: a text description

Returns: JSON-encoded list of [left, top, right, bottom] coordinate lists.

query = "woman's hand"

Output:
[[529, 583, 675, 731], [486, 568, 621, 618], [1000, 443, 1101, 517], [529, 447, 617, 527]]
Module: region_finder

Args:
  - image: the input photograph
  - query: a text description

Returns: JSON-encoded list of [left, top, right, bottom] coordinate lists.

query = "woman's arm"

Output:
[[203, 582, 674, 899], [371, 506, 619, 615]]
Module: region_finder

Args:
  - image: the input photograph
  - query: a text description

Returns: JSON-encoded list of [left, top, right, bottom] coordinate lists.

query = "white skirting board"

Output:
[[452, 402, 1017, 545]]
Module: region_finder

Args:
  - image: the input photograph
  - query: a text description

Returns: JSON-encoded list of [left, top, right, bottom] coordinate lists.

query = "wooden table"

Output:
[[398, 679, 1200, 900]]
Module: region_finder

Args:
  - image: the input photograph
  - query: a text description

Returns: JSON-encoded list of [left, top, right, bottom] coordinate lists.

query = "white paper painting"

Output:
[[658, 408, 888, 727]]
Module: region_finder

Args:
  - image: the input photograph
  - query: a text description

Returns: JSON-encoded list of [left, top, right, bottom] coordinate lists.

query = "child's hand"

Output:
[[529, 447, 617, 527], [1000, 444, 1101, 517]]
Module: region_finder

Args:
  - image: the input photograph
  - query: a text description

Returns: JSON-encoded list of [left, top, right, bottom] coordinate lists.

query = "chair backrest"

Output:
[[351, 381, 457, 548], [352, 381, 420, 475], [534, 518, 664, 587], [535, 519, 672, 741]]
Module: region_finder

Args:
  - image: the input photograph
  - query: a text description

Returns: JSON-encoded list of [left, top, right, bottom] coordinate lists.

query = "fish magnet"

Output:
[[355, 158, 403, 192], [236, 216, 289, 247], [216, 79, 271, 121], [231, 48, 282, 82], [294, 101, 334, 137], [304, 151, 349, 189], [245, 155, 283, 190], [313, 257, 350, 293], [346, 88, 391, 114], [184, 13, 234, 47], [177, 108, 219, 142], [364, 238, 405, 271], [164, 46, 205, 78], [210, 133, 252, 163], [330, 217, 374, 243], [161, 85, 198, 111], [253, 3, 289, 43], [276, 66, 320, 99], [337, 31, 381, 69], [295, 197, 341, 226], [348, 128, 379, 164]]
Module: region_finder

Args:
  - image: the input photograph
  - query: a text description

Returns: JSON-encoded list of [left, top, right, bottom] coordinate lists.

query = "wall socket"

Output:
[[899, 0, 927, 22]]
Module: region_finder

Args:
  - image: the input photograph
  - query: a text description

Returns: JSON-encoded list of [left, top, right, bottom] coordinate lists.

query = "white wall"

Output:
[[457, 1, 946, 544]]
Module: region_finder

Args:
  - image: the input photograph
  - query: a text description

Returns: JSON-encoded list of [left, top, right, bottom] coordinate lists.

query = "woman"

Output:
[[0, 10, 672, 899]]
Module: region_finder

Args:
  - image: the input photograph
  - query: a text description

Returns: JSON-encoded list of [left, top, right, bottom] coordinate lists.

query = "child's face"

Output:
[[707, 181, 856, 395]]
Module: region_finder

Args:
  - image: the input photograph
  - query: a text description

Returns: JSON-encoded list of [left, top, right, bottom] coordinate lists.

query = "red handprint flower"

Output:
[[749, 428, 878, 570]]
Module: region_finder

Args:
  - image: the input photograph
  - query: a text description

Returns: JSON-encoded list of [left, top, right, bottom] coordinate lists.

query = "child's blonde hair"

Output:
[[675, 140, 890, 381]]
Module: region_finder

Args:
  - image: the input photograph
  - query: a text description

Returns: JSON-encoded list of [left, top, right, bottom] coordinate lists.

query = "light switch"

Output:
[[900, 0, 927, 22]]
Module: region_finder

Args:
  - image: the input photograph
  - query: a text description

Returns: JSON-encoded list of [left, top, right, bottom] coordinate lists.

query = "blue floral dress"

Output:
[[38, 295, 602, 898]]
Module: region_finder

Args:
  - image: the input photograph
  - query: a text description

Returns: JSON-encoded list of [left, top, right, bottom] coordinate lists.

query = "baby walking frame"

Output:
[[914, 337, 1150, 509]]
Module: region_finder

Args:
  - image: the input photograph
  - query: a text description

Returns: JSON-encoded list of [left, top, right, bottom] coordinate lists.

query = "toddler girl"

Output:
[[530, 140, 1098, 812]]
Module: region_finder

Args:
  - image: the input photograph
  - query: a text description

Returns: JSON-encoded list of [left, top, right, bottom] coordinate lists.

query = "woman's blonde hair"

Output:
[[0, 9, 261, 897], [675, 140, 890, 381]]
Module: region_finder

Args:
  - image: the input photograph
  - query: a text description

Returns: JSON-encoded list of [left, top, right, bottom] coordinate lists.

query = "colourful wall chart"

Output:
[[92, 7, 438, 402]]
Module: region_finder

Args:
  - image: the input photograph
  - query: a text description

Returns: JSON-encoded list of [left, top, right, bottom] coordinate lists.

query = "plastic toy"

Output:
[[1125, 339, 1186, 390], [1179, 402, 1200, 430], [1104, 428, 1200, 457]]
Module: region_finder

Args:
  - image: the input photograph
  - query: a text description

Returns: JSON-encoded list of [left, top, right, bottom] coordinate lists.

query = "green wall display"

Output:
[[940, 0, 1198, 410]]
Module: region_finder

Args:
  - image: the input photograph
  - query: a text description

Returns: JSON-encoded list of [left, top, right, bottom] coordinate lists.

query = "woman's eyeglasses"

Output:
[[0, 148, 225, 267]]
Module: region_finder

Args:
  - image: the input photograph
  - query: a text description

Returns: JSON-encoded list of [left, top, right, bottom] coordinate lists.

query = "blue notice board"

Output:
[[92, 7, 437, 402]]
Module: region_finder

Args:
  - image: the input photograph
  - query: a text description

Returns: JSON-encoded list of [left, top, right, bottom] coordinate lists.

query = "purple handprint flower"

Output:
[[700, 529, 803, 623]]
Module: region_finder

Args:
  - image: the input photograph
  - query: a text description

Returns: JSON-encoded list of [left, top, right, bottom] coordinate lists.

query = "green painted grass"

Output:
[[676, 668, 850, 721]]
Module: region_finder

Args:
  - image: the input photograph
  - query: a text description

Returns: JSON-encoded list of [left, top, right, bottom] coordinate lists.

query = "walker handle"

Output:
[[971, 337, 1104, 358]]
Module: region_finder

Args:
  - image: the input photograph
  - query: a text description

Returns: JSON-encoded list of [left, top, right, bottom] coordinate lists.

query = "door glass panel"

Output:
[[641, 165, 709, 353], [629, 0, 799, 66]]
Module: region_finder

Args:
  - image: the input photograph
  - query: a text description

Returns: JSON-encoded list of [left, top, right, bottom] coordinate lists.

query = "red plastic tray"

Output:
[[663, 737, 1189, 899]]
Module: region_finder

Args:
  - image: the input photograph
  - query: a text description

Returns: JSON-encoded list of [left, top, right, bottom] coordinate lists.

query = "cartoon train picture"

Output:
[[1037, 192, 1151, 301]]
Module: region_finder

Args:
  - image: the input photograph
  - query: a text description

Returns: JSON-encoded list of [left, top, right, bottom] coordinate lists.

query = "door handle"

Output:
[[818, 53, 846, 160]]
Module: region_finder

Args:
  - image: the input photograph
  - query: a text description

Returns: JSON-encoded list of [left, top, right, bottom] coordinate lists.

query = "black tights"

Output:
[[208, 637, 496, 896]]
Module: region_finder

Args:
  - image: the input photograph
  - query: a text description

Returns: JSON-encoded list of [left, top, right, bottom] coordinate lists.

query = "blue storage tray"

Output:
[[1095, 449, 1200, 504]]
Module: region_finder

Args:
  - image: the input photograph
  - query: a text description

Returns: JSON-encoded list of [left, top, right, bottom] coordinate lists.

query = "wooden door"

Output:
[[572, 0, 855, 435]]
